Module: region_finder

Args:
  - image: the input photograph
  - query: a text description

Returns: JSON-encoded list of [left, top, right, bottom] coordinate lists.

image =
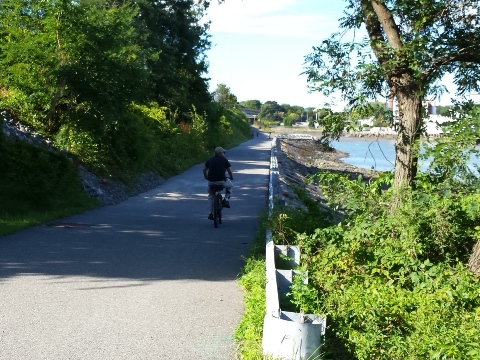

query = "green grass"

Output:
[[0, 137, 99, 236], [234, 212, 268, 359], [0, 200, 98, 236]]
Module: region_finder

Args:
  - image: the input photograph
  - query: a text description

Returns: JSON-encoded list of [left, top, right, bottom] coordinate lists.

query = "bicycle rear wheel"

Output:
[[213, 192, 222, 228]]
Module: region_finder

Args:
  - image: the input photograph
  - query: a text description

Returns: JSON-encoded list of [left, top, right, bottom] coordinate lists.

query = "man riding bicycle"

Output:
[[203, 146, 233, 220]]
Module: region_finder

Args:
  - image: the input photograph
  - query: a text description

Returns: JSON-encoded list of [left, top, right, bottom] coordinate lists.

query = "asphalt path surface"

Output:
[[0, 135, 272, 359]]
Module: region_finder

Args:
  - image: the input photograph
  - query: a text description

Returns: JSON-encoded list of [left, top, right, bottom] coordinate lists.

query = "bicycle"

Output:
[[210, 184, 224, 228]]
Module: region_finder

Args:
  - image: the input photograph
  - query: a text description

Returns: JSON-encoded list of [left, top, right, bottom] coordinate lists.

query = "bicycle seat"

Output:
[[209, 184, 224, 191]]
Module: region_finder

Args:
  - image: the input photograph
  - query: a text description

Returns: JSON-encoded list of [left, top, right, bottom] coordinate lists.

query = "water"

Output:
[[280, 131, 479, 172], [332, 138, 396, 171], [332, 137, 479, 173]]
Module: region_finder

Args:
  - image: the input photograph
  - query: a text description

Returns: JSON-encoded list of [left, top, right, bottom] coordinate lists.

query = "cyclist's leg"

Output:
[[207, 184, 214, 219], [213, 192, 220, 227], [208, 181, 224, 214], [224, 178, 232, 201]]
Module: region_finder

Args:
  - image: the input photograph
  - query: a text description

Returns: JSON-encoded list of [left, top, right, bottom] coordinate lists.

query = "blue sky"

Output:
[[203, 0, 471, 109], [204, 0, 348, 109]]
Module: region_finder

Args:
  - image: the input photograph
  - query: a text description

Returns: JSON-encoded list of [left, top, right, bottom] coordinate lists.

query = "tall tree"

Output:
[[0, 0, 146, 133], [259, 101, 284, 122], [240, 100, 262, 110], [304, 0, 480, 189], [213, 83, 237, 108], [136, 0, 211, 117], [57, 1, 147, 128], [0, 0, 213, 130]]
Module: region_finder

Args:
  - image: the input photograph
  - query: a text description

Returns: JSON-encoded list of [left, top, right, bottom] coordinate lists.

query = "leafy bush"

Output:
[[53, 102, 251, 180], [234, 257, 266, 359], [270, 170, 480, 359]]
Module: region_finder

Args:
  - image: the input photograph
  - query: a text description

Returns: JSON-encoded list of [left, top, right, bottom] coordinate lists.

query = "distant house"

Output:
[[424, 115, 452, 136], [357, 116, 375, 128]]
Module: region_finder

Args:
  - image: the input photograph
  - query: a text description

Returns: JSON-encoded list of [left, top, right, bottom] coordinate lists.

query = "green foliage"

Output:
[[348, 101, 392, 128], [298, 218, 480, 359], [274, 169, 480, 359], [0, 0, 215, 177], [307, 171, 392, 218], [136, 0, 212, 117], [283, 112, 300, 127], [213, 83, 238, 109], [259, 101, 284, 123], [51, 98, 250, 180], [268, 190, 334, 248], [303, 1, 480, 188], [0, 0, 147, 133], [234, 257, 266, 359], [58, 1, 147, 114], [128, 102, 208, 178], [421, 99, 480, 189], [204, 102, 251, 149], [286, 272, 321, 314], [0, 0, 58, 130], [240, 100, 262, 110], [435, 105, 454, 117], [0, 139, 97, 235], [317, 111, 353, 145]]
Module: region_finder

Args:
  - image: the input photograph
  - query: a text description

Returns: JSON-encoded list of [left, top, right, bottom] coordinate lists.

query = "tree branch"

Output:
[[360, 0, 390, 66], [370, 0, 403, 50], [424, 43, 480, 78]]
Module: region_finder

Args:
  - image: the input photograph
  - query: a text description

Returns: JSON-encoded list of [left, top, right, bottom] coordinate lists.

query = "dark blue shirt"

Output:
[[205, 155, 231, 182]]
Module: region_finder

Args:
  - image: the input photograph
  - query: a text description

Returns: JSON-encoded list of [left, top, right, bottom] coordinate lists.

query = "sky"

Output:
[[203, 0, 476, 110], [203, 0, 349, 109]]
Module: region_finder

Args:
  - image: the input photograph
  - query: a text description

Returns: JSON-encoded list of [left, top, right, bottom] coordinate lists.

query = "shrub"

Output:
[[272, 170, 480, 359]]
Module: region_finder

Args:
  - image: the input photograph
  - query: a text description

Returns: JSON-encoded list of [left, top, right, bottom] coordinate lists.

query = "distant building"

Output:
[[424, 115, 451, 136], [387, 96, 452, 136], [241, 108, 260, 124], [357, 116, 375, 128]]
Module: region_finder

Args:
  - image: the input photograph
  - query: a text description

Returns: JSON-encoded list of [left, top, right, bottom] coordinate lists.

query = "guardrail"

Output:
[[262, 137, 326, 360]]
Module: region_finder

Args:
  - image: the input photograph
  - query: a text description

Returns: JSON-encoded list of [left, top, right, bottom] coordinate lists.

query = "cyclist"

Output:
[[203, 146, 234, 220]]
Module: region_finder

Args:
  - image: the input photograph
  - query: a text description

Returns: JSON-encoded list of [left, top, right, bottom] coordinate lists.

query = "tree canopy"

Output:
[[0, 0, 240, 177], [239, 100, 262, 110], [258, 101, 284, 123], [213, 83, 237, 108], [305, 0, 480, 189], [0, 0, 212, 133]]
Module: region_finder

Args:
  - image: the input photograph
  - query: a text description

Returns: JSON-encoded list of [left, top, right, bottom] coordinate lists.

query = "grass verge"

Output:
[[234, 211, 268, 359]]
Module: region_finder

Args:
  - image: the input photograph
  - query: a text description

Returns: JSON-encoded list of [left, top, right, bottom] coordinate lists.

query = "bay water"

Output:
[[283, 130, 479, 172], [333, 137, 396, 171]]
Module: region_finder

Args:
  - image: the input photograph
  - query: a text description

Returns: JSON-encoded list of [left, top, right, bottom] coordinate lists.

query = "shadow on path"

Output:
[[0, 138, 272, 284]]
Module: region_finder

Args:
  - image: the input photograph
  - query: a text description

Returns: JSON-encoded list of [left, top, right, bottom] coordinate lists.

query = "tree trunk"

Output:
[[393, 91, 423, 189], [47, 77, 67, 132], [468, 241, 480, 277]]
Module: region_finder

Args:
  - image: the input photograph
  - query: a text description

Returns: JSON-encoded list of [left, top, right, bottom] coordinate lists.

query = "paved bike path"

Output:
[[0, 135, 272, 359]]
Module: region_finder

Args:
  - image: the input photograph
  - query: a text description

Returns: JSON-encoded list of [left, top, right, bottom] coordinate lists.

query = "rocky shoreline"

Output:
[[274, 136, 379, 210]]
